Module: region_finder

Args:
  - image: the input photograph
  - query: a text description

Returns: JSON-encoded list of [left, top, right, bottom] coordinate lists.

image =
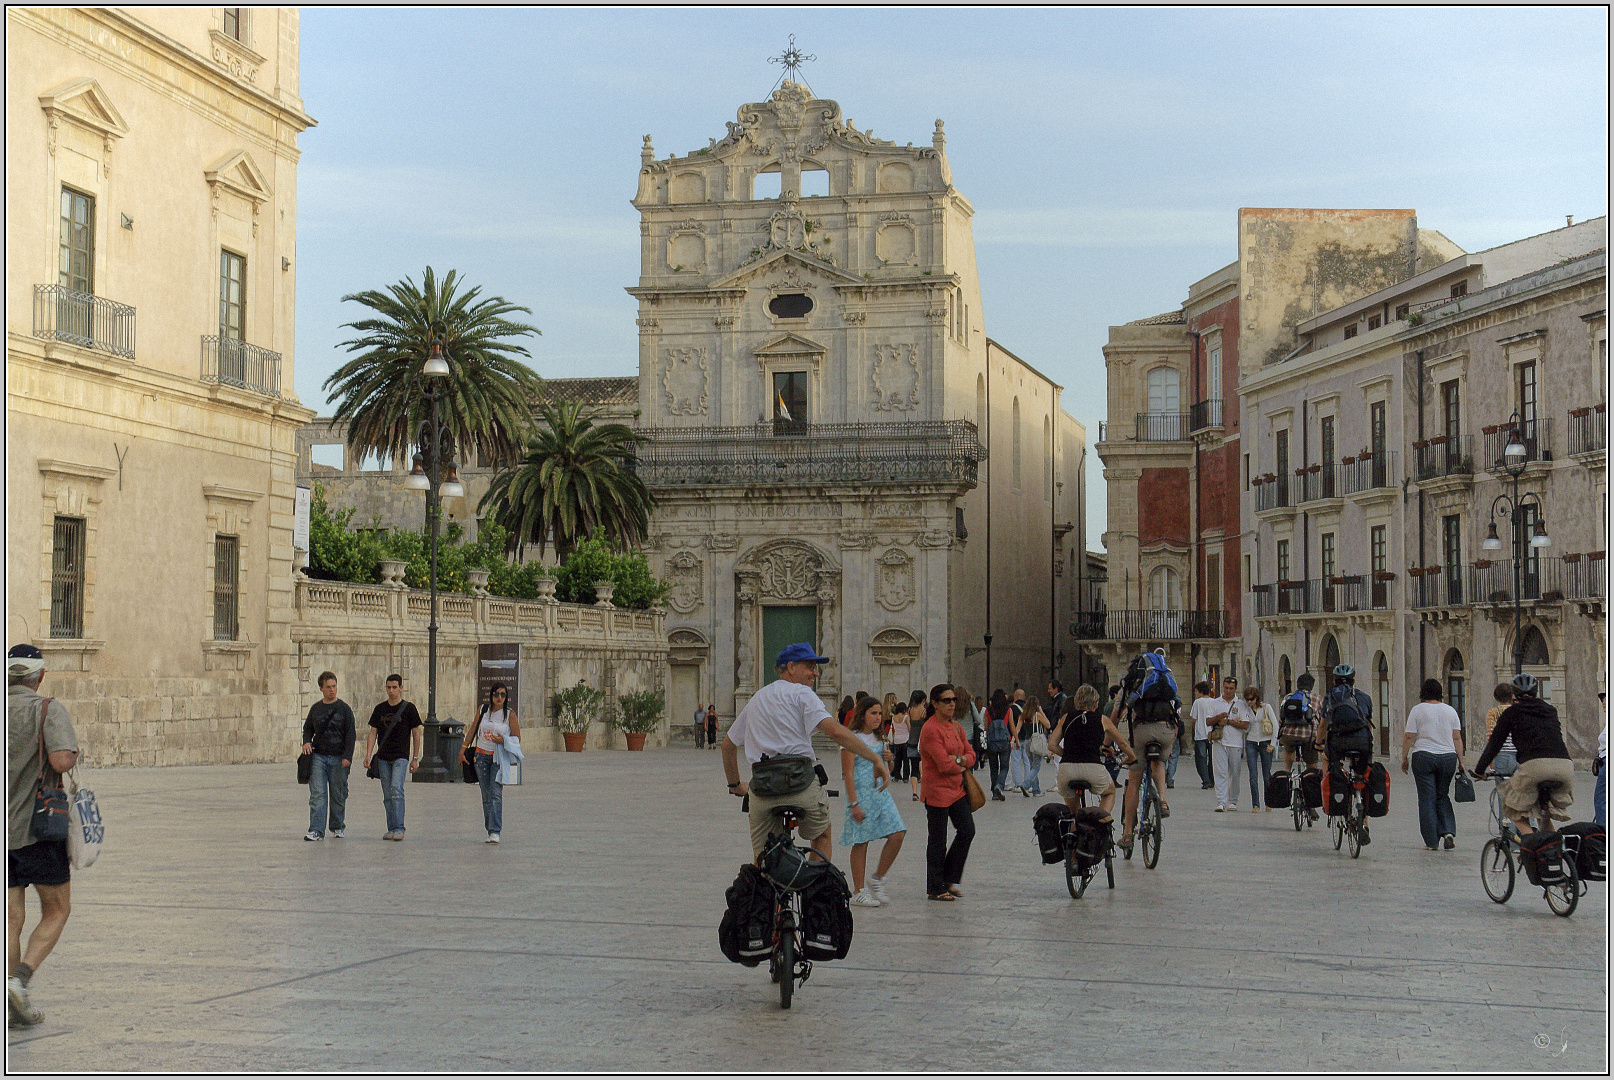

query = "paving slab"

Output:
[[5, 748, 1607, 1072]]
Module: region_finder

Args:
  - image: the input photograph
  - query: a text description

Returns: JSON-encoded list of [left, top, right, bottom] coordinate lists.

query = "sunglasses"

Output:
[[937, 696, 957, 704]]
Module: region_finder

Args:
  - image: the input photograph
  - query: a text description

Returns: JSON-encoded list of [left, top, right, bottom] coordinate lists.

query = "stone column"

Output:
[[735, 570, 760, 696], [817, 568, 841, 697]]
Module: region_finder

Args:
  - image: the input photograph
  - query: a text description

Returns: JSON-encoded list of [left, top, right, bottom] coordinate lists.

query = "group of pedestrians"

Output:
[[298, 672, 515, 845], [692, 703, 719, 748]]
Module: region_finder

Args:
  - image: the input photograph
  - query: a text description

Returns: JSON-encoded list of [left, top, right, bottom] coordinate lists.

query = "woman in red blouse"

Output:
[[919, 683, 977, 900]]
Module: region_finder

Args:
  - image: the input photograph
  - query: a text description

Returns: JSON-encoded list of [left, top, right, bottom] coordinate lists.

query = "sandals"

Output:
[[927, 892, 957, 901], [946, 884, 963, 897]]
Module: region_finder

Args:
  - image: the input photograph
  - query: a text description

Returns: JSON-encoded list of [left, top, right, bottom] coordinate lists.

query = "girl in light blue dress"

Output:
[[840, 697, 907, 907]]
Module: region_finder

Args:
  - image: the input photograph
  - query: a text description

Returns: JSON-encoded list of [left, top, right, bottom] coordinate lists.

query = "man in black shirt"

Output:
[[299, 671, 355, 840], [363, 674, 424, 840], [1474, 672, 1573, 835]]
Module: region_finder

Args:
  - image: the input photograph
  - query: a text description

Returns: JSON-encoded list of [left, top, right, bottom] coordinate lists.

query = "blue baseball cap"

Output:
[[776, 642, 830, 666]]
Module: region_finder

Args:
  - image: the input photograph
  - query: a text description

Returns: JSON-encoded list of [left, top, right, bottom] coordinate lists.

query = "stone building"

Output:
[[6, 7, 316, 765]]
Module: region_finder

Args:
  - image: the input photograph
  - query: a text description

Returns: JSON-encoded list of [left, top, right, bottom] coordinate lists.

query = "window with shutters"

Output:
[[51, 517, 86, 638], [214, 535, 240, 641]]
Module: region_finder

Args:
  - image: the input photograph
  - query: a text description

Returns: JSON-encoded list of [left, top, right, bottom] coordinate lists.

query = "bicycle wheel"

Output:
[[777, 932, 795, 1009], [1065, 845, 1087, 899], [1481, 837, 1515, 903], [1292, 796, 1304, 831], [1545, 859, 1580, 917], [1105, 843, 1115, 890], [1142, 796, 1162, 869], [1347, 798, 1363, 859], [1332, 815, 1344, 850]]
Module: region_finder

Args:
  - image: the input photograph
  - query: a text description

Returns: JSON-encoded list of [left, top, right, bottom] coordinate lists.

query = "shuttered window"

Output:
[[214, 535, 240, 641], [51, 517, 86, 638]]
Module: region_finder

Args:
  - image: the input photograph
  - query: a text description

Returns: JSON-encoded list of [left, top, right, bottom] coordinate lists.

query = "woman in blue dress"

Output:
[[840, 696, 907, 907]]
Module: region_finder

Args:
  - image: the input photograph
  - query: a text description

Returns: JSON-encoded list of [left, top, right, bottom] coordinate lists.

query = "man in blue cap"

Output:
[[722, 642, 892, 862], [7, 644, 78, 1028]]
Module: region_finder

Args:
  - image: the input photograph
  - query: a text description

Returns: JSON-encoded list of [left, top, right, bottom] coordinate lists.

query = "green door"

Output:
[[761, 606, 819, 685]]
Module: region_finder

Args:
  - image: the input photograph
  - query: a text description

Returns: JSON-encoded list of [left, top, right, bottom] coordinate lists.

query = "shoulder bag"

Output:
[[64, 767, 103, 869], [1453, 767, 1476, 803], [461, 706, 486, 784], [1260, 703, 1276, 739], [366, 710, 406, 780], [30, 699, 70, 843], [954, 722, 986, 811], [297, 751, 313, 784]]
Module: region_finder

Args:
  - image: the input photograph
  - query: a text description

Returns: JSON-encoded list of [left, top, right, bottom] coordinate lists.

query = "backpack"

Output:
[[1559, 821, 1607, 882], [1124, 653, 1180, 727], [1363, 761, 1390, 817], [797, 861, 854, 962], [1265, 772, 1292, 809], [1032, 802, 1073, 865], [1518, 830, 1570, 887], [1279, 693, 1312, 739], [718, 862, 777, 966], [1326, 685, 1370, 738], [986, 708, 1012, 750]]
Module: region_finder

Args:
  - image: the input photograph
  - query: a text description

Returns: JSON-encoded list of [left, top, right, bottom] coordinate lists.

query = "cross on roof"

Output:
[[768, 35, 816, 91]]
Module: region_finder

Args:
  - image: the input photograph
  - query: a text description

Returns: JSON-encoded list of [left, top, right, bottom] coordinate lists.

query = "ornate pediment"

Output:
[[753, 332, 827, 361], [711, 248, 861, 290], [737, 539, 838, 602], [205, 150, 273, 203], [38, 79, 128, 140]]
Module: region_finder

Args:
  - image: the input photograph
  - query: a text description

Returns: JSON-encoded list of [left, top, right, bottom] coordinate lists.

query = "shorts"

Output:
[[748, 779, 831, 859], [1280, 735, 1318, 768], [1057, 762, 1115, 799], [1129, 722, 1176, 767], [1501, 756, 1575, 820], [7, 840, 70, 889]]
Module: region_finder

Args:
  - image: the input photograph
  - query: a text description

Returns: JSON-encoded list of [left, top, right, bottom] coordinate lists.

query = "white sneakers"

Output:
[[485, 833, 501, 844], [851, 889, 882, 908], [7, 977, 41, 1027], [303, 830, 322, 841], [330, 829, 345, 838], [868, 876, 890, 905]]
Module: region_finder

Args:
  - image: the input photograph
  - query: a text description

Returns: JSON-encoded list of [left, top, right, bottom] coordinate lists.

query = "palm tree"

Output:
[[324, 267, 542, 470], [480, 400, 657, 559]]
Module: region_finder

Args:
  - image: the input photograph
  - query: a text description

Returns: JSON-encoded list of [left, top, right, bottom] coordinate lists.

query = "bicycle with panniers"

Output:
[[1474, 769, 1590, 917], [1034, 782, 1115, 898], [1318, 664, 1384, 856], [1114, 651, 1177, 868]]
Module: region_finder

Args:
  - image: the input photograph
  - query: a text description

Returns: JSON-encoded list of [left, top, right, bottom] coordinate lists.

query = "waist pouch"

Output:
[[750, 754, 816, 798]]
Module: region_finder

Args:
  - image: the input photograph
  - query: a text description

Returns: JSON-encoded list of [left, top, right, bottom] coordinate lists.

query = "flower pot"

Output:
[[1482, 425, 1499, 435], [535, 576, 558, 603], [625, 732, 648, 751], [593, 580, 616, 607], [563, 732, 587, 752], [1374, 571, 1396, 581], [466, 569, 491, 596], [1562, 553, 1581, 563], [1473, 559, 1492, 569], [379, 558, 409, 586]]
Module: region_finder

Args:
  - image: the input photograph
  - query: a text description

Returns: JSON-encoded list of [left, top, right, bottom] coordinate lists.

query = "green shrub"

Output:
[[614, 689, 665, 734]]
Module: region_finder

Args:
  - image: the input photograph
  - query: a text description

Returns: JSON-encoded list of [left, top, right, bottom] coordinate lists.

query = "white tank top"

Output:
[[475, 707, 510, 753]]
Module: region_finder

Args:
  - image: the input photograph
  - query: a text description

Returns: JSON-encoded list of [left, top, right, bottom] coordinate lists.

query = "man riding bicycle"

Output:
[[1112, 652, 1177, 852], [1317, 663, 1374, 842], [722, 642, 892, 861], [1473, 672, 1575, 836]]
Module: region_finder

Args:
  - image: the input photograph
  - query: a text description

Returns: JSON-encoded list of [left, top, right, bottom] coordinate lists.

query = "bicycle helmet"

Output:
[[1332, 663, 1355, 680], [1510, 671, 1540, 697]]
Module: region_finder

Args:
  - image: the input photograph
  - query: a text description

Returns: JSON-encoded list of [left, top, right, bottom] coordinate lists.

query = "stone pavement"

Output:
[[7, 748, 1606, 1072]]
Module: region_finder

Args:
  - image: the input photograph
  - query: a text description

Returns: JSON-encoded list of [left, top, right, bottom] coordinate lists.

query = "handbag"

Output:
[[64, 769, 103, 870], [1261, 703, 1275, 738], [961, 762, 987, 812], [1453, 767, 1476, 803], [366, 711, 406, 780], [296, 752, 313, 784], [461, 708, 485, 784], [1028, 727, 1049, 758], [30, 699, 70, 843]]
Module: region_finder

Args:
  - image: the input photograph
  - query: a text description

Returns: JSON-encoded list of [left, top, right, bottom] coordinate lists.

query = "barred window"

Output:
[[51, 517, 86, 638], [214, 535, 240, 641]]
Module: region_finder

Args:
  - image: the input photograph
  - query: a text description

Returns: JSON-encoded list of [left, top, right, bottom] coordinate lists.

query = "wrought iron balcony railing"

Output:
[[1188, 398, 1225, 432], [634, 419, 984, 487], [1068, 608, 1227, 640], [1408, 569, 1466, 609], [1296, 464, 1343, 503], [1469, 556, 1604, 605], [1482, 418, 1552, 472], [202, 335, 282, 397], [1568, 407, 1607, 457], [32, 284, 136, 358], [1134, 412, 1189, 441], [1342, 451, 1399, 494], [1254, 476, 1293, 512], [1415, 438, 1473, 482]]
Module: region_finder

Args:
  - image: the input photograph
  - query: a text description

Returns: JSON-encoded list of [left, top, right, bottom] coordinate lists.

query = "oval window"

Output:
[[768, 293, 813, 319]]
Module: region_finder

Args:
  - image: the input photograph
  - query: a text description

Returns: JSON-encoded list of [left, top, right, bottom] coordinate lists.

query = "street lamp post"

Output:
[[404, 339, 464, 781], [1481, 412, 1551, 676]]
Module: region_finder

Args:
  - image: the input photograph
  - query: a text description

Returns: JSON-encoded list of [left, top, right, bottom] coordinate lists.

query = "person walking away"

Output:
[[919, 684, 976, 900], [301, 672, 356, 840], [840, 698, 907, 907], [1482, 684, 1519, 777], [1049, 685, 1130, 821], [1279, 673, 1320, 772], [1018, 696, 1050, 797], [363, 674, 423, 841], [983, 690, 1013, 800], [1402, 679, 1464, 850], [1189, 682, 1216, 790], [955, 685, 984, 775], [1473, 672, 1574, 835], [1242, 685, 1277, 812], [906, 690, 928, 799], [6, 645, 77, 1029], [888, 700, 912, 788], [463, 684, 520, 843]]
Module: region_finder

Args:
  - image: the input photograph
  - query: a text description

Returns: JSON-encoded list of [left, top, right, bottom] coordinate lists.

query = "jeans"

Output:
[[1245, 741, 1275, 808], [1411, 750, 1458, 848], [308, 753, 349, 835], [1212, 741, 1244, 808], [925, 795, 976, 894], [1025, 751, 1045, 794], [986, 748, 1010, 792], [474, 752, 503, 835], [377, 757, 408, 833], [1165, 734, 1181, 786], [1194, 739, 1214, 788], [890, 749, 911, 783], [1491, 752, 1519, 778], [1595, 758, 1606, 828]]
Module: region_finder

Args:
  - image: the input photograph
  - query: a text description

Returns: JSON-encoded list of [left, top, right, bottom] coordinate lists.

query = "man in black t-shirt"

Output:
[[300, 672, 356, 840], [363, 674, 424, 841]]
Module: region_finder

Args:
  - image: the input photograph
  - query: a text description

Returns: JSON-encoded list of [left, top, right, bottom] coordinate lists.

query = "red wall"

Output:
[[1189, 296, 1243, 632], [1138, 467, 1190, 545]]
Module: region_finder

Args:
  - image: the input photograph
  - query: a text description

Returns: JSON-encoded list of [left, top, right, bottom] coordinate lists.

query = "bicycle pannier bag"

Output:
[[1559, 821, 1606, 882], [798, 861, 854, 962], [1322, 765, 1351, 816], [1265, 772, 1292, 809], [1068, 806, 1109, 869], [1363, 762, 1391, 818], [1518, 829, 1570, 887], [1032, 802, 1072, 865], [760, 834, 828, 892], [719, 862, 777, 966], [1300, 768, 1324, 809], [749, 754, 817, 798]]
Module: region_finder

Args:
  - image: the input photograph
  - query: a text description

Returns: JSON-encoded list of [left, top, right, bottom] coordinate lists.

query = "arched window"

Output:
[[1518, 626, 1550, 666], [1012, 396, 1022, 489], [1149, 566, 1180, 611], [1279, 655, 1293, 696], [1147, 366, 1180, 413], [1320, 634, 1341, 675], [1444, 649, 1465, 726]]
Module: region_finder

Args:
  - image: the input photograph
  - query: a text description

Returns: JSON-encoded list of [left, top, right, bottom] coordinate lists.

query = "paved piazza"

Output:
[[7, 747, 1605, 1072]]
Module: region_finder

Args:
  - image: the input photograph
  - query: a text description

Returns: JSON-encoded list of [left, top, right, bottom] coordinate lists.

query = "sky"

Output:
[[293, 7, 1610, 552]]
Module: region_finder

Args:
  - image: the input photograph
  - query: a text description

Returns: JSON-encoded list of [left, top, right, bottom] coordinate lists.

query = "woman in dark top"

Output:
[[1048, 684, 1131, 821], [704, 704, 718, 749]]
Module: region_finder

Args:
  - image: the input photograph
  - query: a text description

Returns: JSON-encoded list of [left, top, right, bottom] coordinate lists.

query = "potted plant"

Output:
[[1473, 558, 1492, 569], [1413, 439, 1428, 450], [1571, 407, 1591, 418], [1430, 434, 1446, 445], [1308, 464, 1321, 474], [1374, 571, 1397, 581], [1482, 424, 1500, 435], [552, 679, 605, 752], [1589, 551, 1606, 561], [1409, 567, 1424, 578], [1342, 455, 1356, 465], [613, 689, 665, 751], [1563, 552, 1581, 563]]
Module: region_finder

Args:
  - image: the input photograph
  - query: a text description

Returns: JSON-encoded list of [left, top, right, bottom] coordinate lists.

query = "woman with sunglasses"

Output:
[[918, 684, 976, 900], [462, 684, 521, 843]]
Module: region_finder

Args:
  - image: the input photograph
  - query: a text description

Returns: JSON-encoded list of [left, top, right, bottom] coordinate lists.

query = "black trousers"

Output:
[[925, 795, 976, 895]]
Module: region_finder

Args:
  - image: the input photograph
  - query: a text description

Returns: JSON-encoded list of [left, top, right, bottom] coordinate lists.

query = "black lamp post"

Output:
[[1481, 412, 1550, 676], [403, 339, 464, 781]]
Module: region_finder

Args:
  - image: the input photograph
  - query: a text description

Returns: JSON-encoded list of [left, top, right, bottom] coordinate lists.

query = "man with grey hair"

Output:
[[7, 644, 79, 1028]]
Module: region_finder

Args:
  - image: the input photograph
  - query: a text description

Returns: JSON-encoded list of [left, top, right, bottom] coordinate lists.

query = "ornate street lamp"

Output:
[[405, 339, 463, 781], [1482, 412, 1550, 676]]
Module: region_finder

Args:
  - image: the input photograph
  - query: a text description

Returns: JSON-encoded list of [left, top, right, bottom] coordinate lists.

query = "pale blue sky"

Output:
[[294, 7, 1609, 550]]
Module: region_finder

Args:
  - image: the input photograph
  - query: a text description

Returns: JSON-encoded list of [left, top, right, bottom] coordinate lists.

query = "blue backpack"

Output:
[[1327, 685, 1371, 738], [1125, 653, 1180, 726]]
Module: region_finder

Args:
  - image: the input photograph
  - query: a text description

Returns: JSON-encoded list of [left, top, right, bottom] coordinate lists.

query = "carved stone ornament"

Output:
[[739, 539, 836, 602], [869, 627, 921, 667], [871, 344, 921, 412], [668, 627, 710, 663], [916, 528, 953, 548], [666, 551, 704, 614], [661, 347, 709, 415], [742, 200, 833, 267], [705, 533, 741, 553], [637, 317, 660, 336], [842, 310, 867, 325], [839, 530, 877, 550], [876, 548, 915, 611]]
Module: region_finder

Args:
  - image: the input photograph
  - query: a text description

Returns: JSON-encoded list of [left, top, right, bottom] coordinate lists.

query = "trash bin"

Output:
[[438, 720, 465, 783]]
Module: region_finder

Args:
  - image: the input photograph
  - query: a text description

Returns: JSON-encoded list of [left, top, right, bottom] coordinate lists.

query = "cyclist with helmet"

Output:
[[1318, 664, 1373, 772], [1473, 672, 1574, 835]]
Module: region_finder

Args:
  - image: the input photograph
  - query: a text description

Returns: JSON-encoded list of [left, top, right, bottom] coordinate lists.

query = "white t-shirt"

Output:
[[727, 680, 831, 765], [1218, 697, 1247, 750], [1405, 701, 1463, 756], [474, 707, 510, 753], [1189, 696, 1228, 741]]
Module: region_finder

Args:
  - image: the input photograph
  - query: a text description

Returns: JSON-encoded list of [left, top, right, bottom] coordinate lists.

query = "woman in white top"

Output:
[[462, 683, 520, 843], [1401, 678, 1465, 851], [1240, 686, 1278, 812]]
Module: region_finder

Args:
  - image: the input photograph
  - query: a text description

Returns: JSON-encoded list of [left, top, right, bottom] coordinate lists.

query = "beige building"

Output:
[[6, 7, 316, 765]]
